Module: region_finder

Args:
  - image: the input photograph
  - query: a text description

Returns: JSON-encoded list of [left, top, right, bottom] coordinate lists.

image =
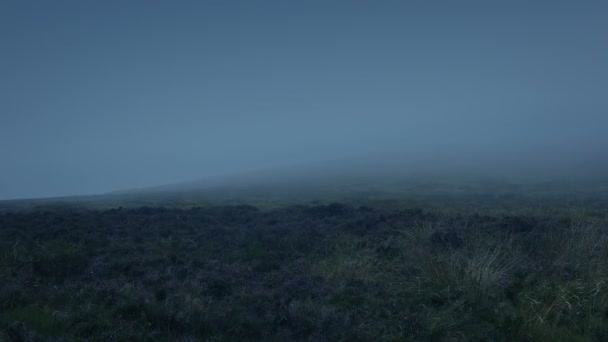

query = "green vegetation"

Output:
[[1, 202, 608, 340]]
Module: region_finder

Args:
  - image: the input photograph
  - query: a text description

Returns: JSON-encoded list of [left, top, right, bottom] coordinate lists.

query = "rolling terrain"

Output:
[[2, 173, 608, 340]]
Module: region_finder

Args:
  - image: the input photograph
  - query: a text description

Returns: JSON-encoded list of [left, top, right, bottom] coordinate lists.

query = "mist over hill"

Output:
[[95, 150, 607, 210], [2, 1, 608, 200]]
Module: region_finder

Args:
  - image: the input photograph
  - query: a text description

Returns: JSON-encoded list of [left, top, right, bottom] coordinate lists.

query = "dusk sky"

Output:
[[1, 1, 607, 199]]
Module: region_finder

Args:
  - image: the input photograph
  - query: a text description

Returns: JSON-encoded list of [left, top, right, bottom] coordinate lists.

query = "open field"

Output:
[[2, 198, 608, 341], [3, 178, 608, 212], [3, 0, 607, 340]]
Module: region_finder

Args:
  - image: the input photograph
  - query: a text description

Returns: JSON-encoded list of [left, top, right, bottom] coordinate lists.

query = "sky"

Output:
[[1, 0, 607, 200]]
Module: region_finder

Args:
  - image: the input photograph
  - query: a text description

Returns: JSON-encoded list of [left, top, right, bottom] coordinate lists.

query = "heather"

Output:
[[1, 204, 608, 341]]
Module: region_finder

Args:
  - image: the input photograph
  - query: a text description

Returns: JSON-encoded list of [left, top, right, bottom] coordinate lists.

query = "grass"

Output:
[[0, 202, 608, 340]]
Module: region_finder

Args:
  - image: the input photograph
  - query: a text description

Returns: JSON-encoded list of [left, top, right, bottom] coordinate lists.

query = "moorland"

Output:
[[1, 181, 608, 341]]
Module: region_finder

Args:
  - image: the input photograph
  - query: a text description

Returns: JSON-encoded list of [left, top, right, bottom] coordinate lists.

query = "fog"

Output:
[[1, 0, 607, 200]]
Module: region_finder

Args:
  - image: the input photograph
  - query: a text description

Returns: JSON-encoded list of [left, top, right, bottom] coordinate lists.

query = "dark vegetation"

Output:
[[1, 203, 608, 341]]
